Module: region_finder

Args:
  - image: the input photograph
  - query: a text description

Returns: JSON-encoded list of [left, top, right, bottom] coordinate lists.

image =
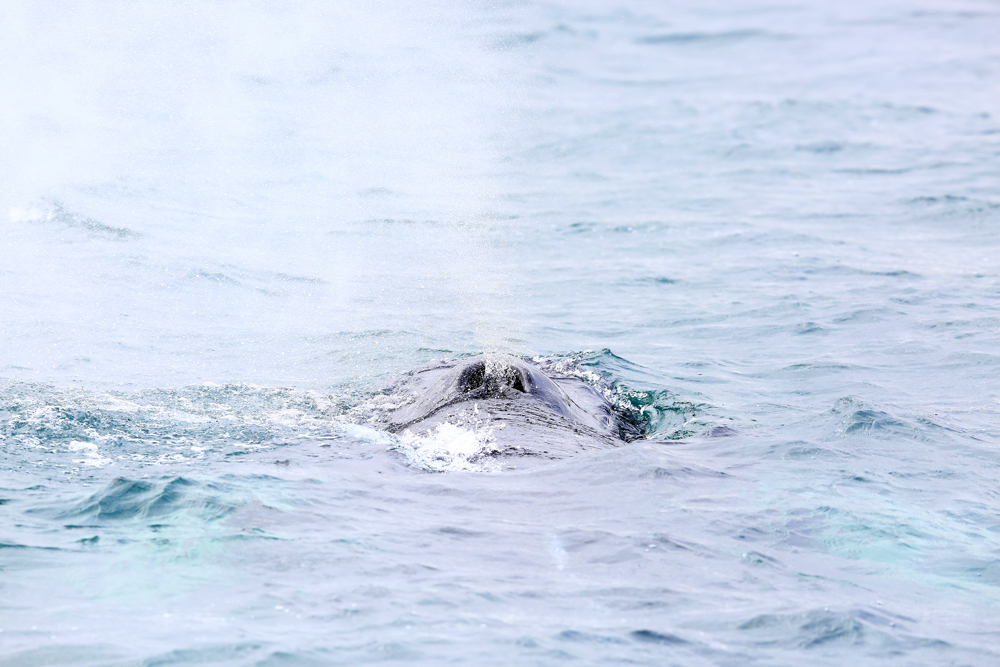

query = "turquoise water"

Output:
[[2, 0, 1000, 664]]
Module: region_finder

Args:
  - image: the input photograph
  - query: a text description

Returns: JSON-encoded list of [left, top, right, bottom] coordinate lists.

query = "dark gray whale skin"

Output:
[[377, 355, 640, 459]]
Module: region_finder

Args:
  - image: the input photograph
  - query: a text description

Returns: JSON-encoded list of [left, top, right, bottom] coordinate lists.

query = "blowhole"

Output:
[[460, 361, 526, 394]]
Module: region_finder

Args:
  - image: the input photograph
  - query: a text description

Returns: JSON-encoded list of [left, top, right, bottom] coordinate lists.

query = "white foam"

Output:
[[392, 421, 500, 473], [68, 440, 111, 467]]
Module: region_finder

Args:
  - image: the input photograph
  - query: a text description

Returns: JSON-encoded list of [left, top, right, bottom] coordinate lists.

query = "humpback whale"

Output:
[[375, 355, 643, 460]]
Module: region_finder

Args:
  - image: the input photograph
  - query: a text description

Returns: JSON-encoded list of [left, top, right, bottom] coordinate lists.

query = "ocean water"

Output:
[[2, 0, 999, 664]]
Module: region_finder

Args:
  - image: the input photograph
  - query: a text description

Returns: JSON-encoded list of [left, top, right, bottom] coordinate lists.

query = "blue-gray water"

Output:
[[2, 0, 999, 664]]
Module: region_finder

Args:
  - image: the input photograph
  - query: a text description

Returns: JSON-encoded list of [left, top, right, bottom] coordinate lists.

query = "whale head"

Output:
[[378, 355, 641, 459]]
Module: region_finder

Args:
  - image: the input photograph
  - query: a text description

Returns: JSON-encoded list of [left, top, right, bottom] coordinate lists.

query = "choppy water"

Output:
[[2, 0, 1000, 664]]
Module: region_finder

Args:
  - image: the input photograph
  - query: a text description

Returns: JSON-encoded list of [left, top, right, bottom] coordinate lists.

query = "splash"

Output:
[[390, 405, 503, 473]]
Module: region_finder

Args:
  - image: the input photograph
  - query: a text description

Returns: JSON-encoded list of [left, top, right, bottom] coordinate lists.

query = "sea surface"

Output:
[[2, 0, 999, 664]]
